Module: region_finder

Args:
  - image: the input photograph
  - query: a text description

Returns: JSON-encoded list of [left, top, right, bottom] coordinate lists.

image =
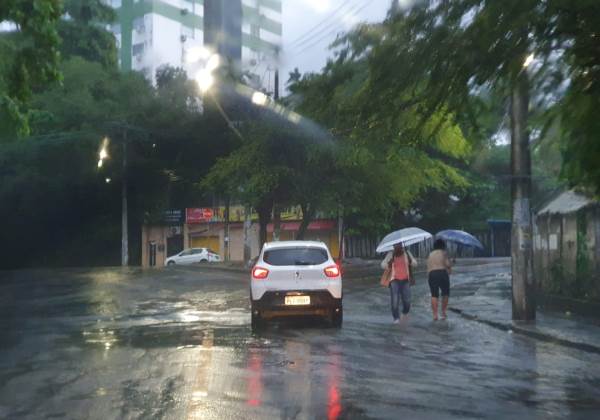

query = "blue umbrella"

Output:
[[436, 229, 484, 250]]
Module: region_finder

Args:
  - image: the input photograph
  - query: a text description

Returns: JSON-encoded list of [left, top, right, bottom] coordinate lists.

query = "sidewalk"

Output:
[[450, 262, 600, 355]]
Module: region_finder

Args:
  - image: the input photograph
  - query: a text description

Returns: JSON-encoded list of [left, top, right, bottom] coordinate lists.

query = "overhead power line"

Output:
[[288, 0, 364, 47], [292, 1, 372, 56]]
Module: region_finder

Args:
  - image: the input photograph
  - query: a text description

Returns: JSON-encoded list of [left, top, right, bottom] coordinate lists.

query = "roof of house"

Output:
[[537, 190, 596, 215]]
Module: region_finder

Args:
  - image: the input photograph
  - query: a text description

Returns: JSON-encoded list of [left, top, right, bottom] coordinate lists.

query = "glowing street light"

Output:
[[195, 68, 215, 93], [98, 137, 109, 168], [187, 45, 220, 94], [252, 91, 268, 106], [186, 46, 212, 63], [523, 53, 535, 68], [206, 54, 220, 72]]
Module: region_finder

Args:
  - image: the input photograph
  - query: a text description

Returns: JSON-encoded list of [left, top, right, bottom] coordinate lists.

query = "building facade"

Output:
[[534, 190, 600, 303], [141, 206, 341, 267], [106, 0, 281, 91]]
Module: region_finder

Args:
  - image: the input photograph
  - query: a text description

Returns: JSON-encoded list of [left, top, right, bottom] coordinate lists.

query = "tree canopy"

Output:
[[0, 0, 62, 136]]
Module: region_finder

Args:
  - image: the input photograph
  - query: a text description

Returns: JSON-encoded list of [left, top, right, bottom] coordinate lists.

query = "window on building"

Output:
[[181, 25, 194, 40], [132, 42, 145, 56], [133, 17, 145, 33]]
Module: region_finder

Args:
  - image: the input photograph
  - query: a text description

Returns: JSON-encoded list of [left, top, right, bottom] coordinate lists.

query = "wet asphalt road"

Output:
[[1, 263, 599, 420]]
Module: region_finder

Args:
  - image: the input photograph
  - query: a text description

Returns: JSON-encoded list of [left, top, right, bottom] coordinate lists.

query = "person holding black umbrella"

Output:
[[427, 239, 452, 321]]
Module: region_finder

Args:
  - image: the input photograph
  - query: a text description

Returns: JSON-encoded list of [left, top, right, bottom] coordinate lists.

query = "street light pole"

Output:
[[272, 69, 281, 242], [243, 204, 252, 266], [121, 132, 129, 267]]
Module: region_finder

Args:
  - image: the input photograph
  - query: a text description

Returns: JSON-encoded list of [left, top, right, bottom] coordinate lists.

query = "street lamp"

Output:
[[251, 91, 268, 106], [186, 46, 212, 63], [98, 137, 109, 168], [195, 68, 215, 93], [186, 46, 220, 94], [96, 134, 129, 267]]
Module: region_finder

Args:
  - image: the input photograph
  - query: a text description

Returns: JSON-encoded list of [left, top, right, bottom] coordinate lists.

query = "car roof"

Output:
[[263, 240, 328, 250]]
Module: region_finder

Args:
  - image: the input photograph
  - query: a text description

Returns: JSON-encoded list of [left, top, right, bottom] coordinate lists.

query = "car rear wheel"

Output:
[[331, 308, 343, 328]]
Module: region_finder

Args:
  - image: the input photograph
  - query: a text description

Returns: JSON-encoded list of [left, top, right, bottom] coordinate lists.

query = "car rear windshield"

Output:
[[263, 247, 328, 266]]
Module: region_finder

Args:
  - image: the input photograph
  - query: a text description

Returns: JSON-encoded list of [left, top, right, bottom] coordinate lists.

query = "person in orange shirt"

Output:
[[381, 243, 417, 323]]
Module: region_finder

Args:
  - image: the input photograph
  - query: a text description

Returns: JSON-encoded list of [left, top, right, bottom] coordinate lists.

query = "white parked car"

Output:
[[164, 248, 221, 266], [249, 241, 342, 330]]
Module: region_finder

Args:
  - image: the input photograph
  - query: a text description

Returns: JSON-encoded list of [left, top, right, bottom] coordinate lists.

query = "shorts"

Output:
[[428, 269, 450, 298]]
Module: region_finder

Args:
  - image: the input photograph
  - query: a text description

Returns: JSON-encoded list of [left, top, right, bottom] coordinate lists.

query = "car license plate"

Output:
[[285, 295, 310, 305]]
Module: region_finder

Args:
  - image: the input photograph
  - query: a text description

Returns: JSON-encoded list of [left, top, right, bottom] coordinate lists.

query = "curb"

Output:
[[449, 307, 600, 355], [183, 260, 507, 277], [195, 265, 249, 273]]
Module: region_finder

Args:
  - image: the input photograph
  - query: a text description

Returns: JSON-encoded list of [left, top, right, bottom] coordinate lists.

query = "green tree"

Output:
[[363, 0, 600, 319], [59, 0, 118, 68], [549, 1, 600, 193], [286, 23, 473, 236], [0, 0, 62, 136]]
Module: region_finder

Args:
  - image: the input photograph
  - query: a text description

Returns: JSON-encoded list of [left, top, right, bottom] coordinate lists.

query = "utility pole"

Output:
[[243, 204, 252, 266], [272, 69, 281, 242], [224, 196, 230, 261], [337, 207, 344, 262], [121, 132, 129, 267], [510, 65, 535, 320]]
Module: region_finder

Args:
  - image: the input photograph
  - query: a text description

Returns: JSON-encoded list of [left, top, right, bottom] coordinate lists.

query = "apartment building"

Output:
[[107, 0, 281, 91]]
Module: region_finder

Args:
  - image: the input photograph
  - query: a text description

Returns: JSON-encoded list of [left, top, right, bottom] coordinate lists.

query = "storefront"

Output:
[[141, 207, 340, 267]]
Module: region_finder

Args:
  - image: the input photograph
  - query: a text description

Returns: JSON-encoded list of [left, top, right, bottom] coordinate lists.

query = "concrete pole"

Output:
[[243, 205, 252, 266], [337, 211, 344, 261], [273, 205, 281, 242], [510, 69, 535, 320], [272, 69, 281, 242], [121, 135, 129, 267], [224, 197, 230, 261]]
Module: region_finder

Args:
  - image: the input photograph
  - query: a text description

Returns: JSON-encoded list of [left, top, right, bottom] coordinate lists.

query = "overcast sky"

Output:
[[279, 0, 391, 86]]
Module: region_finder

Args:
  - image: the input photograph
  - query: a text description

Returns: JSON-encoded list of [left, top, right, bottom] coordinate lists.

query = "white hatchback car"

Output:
[[164, 248, 221, 266], [250, 241, 343, 330]]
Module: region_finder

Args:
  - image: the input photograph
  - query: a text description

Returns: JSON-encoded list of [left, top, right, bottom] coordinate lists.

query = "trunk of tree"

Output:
[[510, 69, 536, 321], [121, 136, 129, 267], [296, 202, 315, 240], [257, 199, 273, 249], [272, 203, 281, 241]]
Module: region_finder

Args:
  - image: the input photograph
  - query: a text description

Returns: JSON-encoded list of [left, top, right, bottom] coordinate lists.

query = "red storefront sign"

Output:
[[186, 208, 214, 224]]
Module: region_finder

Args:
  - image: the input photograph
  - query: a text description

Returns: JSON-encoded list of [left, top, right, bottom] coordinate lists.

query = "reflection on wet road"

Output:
[[0, 264, 599, 419]]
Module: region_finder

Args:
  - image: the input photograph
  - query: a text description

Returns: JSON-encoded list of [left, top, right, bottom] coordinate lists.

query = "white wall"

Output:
[[109, 0, 279, 90]]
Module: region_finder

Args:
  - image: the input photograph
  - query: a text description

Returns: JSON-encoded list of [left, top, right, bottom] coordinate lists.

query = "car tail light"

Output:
[[252, 266, 269, 279], [324, 265, 340, 278]]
